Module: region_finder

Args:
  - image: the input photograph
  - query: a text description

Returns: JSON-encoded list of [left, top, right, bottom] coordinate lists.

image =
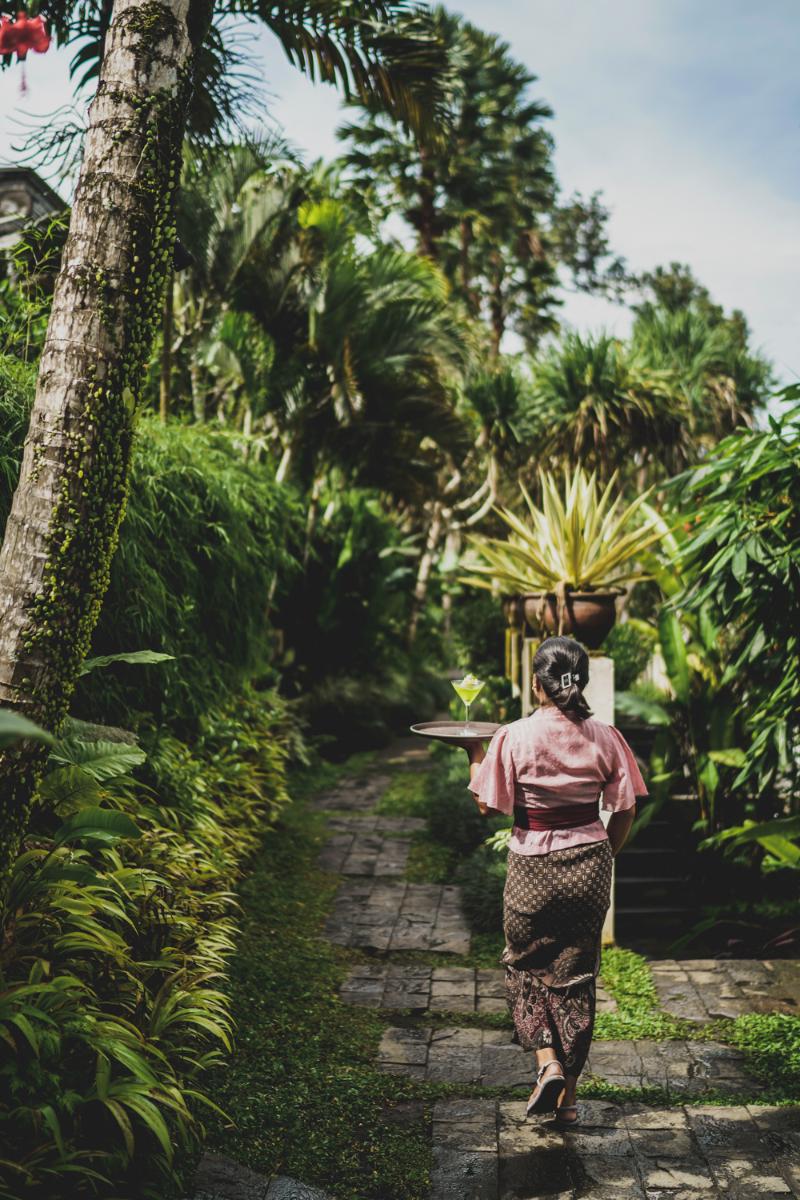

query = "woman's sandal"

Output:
[[552, 1103, 579, 1127], [526, 1059, 566, 1117]]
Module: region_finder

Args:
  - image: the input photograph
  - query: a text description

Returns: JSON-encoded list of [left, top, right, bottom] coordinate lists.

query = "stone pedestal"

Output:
[[520, 644, 616, 946]]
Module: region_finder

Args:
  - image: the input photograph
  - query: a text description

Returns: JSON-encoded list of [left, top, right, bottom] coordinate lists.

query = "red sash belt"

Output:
[[513, 801, 600, 831]]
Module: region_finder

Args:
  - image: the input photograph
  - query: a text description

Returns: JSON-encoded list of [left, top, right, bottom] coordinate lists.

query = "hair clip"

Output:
[[560, 672, 572, 688]]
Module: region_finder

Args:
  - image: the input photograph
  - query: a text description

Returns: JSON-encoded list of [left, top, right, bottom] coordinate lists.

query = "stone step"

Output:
[[324, 879, 471, 954], [650, 958, 800, 1022], [190, 1154, 332, 1199], [377, 1028, 763, 1097], [318, 832, 413, 876], [315, 771, 394, 811], [430, 1098, 800, 1200], [340, 964, 619, 1016]]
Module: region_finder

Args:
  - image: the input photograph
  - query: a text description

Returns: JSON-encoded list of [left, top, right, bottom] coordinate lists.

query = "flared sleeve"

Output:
[[601, 725, 648, 811], [466, 725, 516, 815]]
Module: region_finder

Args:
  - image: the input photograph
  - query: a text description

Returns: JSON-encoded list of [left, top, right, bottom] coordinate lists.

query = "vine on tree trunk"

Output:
[[0, 0, 209, 887]]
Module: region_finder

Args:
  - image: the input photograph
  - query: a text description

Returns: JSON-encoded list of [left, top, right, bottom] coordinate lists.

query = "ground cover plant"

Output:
[[0, 685, 299, 1199]]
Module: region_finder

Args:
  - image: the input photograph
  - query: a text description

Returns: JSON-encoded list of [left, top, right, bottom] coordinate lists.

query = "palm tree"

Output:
[[0, 0, 453, 885], [287, 197, 470, 507], [339, 6, 625, 353], [631, 305, 771, 444], [167, 137, 305, 421], [339, 7, 559, 345], [527, 332, 690, 485]]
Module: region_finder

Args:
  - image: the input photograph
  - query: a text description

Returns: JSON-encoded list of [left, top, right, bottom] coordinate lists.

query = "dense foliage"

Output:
[[77, 419, 299, 727], [0, 2, 797, 1195], [670, 394, 800, 866], [0, 686, 298, 1199]]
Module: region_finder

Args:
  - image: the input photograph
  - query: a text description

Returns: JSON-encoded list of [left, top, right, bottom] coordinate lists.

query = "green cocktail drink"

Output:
[[452, 672, 485, 732]]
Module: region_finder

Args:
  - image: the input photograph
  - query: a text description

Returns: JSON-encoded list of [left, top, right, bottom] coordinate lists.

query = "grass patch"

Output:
[[374, 770, 431, 817], [405, 838, 457, 883], [719, 1012, 800, 1102], [201, 787, 432, 1200], [599, 946, 659, 1012], [595, 946, 706, 1041]]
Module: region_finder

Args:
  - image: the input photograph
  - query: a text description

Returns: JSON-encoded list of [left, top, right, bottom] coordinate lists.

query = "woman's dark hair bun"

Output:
[[532, 635, 592, 720]]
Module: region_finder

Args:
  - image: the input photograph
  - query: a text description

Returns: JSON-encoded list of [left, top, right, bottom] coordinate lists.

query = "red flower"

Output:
[[0, 11, 51, 60]]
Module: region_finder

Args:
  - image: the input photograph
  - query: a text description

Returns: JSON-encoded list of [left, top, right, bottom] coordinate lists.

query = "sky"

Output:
[[2, 0, 799, 383]]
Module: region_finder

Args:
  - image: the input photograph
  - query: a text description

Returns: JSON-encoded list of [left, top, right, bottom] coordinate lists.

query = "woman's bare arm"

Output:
[[606, 808, 635, 856]]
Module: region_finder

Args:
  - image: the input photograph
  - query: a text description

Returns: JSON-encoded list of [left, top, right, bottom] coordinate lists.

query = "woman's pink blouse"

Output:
[[467, 706, 648, 855]]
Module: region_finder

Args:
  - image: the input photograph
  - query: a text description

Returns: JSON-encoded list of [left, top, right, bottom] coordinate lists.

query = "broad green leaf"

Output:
[[658, 610, 690, 703], [707, 748, 747, 768], [53, 807, 141, 847], [36, 765, 101, 813], [614, 691, 671, 726], [0, 709, 55, 749], [726, 815, 800, 844], [757, 837, 800, 868], [77, 650, 174, 677], [49, 739, 145, 782]]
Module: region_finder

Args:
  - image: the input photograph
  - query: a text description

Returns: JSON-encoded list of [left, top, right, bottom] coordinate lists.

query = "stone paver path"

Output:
[[430, 1098, 800, 1200], [342, 963, 617, 1015], [313, 739, 799, 1199], [318, 830, 414, 876], [324, 878, 471, 953], [191, 1155, 332, 1200], [377, 1027, 762, 1097], [652, 958, 800, 1021], [315, 772, 394, 811], [191, 739, 800, 1199]]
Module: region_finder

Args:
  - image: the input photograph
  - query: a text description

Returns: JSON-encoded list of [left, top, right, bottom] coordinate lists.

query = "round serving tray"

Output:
[[409, 720, 501, 747]]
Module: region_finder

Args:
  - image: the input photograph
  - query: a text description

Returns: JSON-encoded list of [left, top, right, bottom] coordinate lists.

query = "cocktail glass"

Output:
[[452, 674, 485, 734]]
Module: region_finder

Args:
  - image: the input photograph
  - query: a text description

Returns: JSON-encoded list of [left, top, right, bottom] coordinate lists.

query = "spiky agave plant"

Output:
[[461, 466, 664, 596]]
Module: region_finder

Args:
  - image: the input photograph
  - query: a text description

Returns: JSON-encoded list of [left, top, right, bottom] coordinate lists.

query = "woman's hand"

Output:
[[464, 739, 486, 765], [465, 740, 488, 814]]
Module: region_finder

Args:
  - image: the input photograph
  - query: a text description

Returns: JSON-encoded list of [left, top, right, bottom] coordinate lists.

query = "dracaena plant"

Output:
[[461, 466, 664, 595]]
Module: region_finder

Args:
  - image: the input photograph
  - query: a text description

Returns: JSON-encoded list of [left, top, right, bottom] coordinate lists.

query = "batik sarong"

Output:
[[500, 838, 612, 1075]]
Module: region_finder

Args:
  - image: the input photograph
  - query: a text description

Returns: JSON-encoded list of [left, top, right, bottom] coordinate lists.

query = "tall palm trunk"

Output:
[[159, 267, 175, 422], [417, 147, 438, 260], [407, 500, 444, 646], [0, 0, 212, 885]]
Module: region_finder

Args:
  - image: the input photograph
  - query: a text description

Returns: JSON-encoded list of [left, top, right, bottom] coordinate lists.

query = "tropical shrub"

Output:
[[602, 619, 659, 691], [0, 354, 35, 510], [448, 588, 508, 679], [426, 748, 508, 858], [666, 393, 800, 869], [461, 467, 663, 597], [615, 606, 744, 839], [74, 418, 300, 728], [277, 490, 446, 750], [0, 686, 300, 1199]]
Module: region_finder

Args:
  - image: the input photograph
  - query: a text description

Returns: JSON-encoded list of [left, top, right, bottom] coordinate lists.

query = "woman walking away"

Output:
[[466, 635, 647, 1126]]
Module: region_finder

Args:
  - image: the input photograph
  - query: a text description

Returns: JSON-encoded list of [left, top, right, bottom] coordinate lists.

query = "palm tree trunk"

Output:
[[489, 272, 505, 358], [407, 501, 444, 646], [159, 266, 175, 422], [417, 147, 438, 260], [0, 0, 212, 886], [276, 443, 293, 484], [303, 473, 325, 566], [190, 359, 206, 422]]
